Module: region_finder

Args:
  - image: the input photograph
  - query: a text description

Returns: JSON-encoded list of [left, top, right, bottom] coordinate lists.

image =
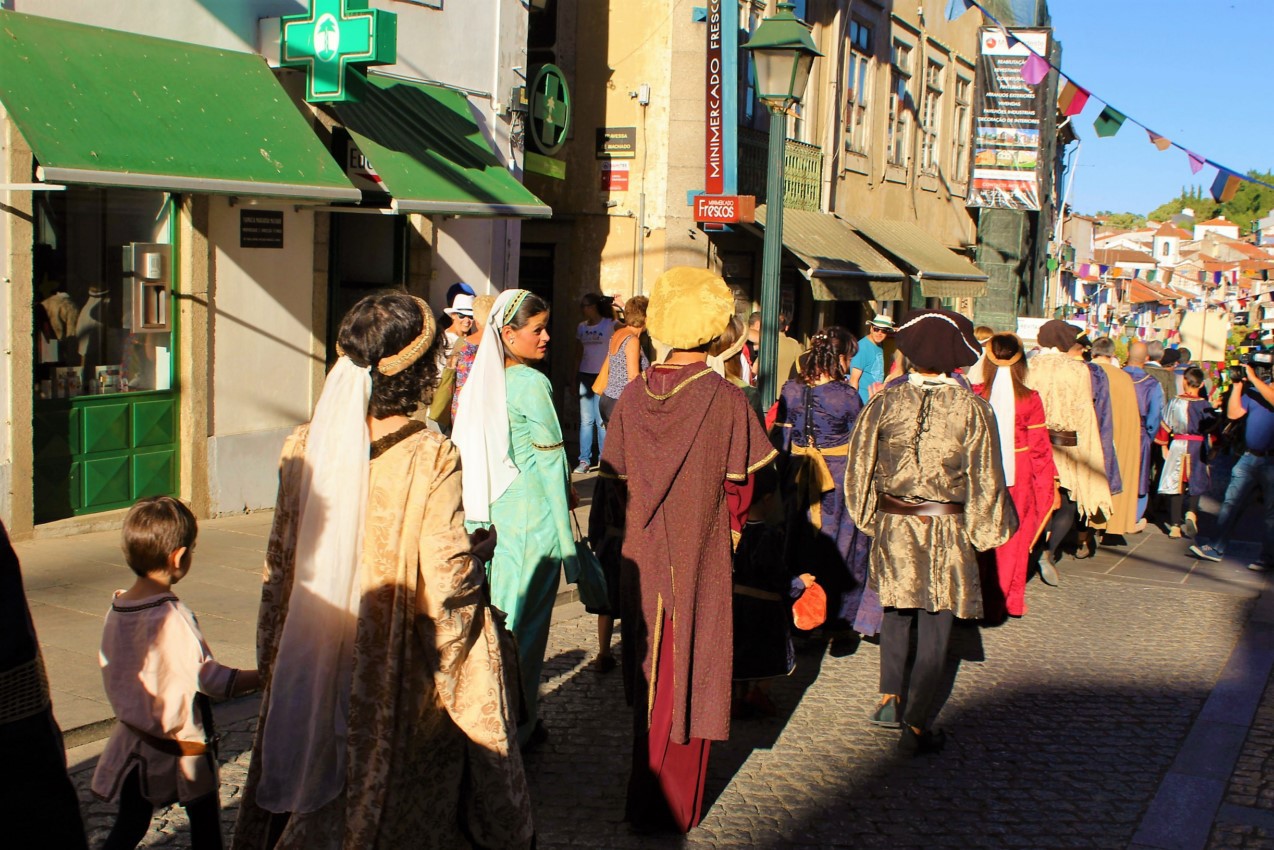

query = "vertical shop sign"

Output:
[[966, 28, 1050, 211], [705, 0, 724, 195]]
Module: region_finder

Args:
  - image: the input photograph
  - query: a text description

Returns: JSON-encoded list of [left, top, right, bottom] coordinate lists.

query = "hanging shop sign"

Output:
[[704, 0, 724, 195], [694, 194, 755, 225], [529, 64, 571, 156], [967, 27, 1050, 211], [596, 127, 637, 159], [601, 161, 630, 192], [281, 0, 397, 103], [240, 210, 285, 249], [345, 137, 384, 192]]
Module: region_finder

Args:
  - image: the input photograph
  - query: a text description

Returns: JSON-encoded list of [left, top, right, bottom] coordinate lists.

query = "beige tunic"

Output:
[[1088, 363, 1142, 535], [233, 425, 533, 850], [91, 593, 237, 805], [1027, 351, 1113, 520], [846, 379, 1017, 619]]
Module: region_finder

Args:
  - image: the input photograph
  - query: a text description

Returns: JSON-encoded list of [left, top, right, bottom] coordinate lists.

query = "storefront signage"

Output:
[[967, 27, 1050, 211], [601, 161, 630, 192], [240, 210, 285, 249], [694, 194, 755, 224], [529, 64, 571, 156], [281, 0, 397, 103], [596, 127, 636, 159], [704, 0, 724, 195], [525, 151, 566, 180], [345, 138, 383, 192]]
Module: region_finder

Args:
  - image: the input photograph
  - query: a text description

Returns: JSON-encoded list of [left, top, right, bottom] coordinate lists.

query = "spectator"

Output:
[[848, 315, 894, 403], [575, 293, 615, 473]]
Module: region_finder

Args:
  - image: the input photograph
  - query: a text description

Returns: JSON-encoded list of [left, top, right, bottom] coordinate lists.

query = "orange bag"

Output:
[[792, 579, 827, 631]]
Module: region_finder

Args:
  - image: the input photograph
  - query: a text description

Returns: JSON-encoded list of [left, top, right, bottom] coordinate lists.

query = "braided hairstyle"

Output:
[[800, 325, 857, 384], [337, 291, 443, 418]]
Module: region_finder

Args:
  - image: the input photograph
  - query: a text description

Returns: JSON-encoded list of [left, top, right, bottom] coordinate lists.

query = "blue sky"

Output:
[[1048, 0, 1272, 216]]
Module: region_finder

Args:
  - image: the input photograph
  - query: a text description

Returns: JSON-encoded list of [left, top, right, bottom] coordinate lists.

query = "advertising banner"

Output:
[[967, 28, 1050, 211]]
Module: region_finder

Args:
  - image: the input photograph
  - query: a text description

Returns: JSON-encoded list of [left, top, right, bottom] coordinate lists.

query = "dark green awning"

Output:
[[335, 74, 551, 218], [751, 206, 906, 301], [845, 217, 989, 298], [0, 11, 359, 201]]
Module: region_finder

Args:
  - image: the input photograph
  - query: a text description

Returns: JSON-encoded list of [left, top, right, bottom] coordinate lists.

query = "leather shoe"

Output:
[[1039, 550, 1060, 586]]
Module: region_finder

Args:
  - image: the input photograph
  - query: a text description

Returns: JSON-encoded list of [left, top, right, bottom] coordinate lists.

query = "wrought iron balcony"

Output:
[[738, 126, 822, 212]]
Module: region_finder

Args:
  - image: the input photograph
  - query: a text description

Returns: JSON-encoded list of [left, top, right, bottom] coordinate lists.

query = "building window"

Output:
[[952, 74, 972, 182], [887, 40, 912, 167], [843, 19, 872, 155], [919, 60, 944, 174], [1161, 241, 1171, 257]]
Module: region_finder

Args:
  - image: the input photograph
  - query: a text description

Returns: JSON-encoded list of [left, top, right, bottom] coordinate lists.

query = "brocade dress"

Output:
[[777, 378, 878, 634]]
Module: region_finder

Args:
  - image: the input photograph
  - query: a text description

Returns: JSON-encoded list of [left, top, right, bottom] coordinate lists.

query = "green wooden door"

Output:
[[33, 391, 178, 523]]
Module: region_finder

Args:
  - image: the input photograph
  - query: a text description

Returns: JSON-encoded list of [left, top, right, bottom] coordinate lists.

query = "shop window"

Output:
[[843, 19, 873, 155], [33, 188, 173, 400], [887, 40, 912, 167]]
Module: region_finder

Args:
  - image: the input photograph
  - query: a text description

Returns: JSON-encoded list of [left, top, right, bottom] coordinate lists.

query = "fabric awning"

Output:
[[845, 217, 989, 298], [0, 11, 359, 201], [750, 206, 906, 301], [335, 74, 551, 218]]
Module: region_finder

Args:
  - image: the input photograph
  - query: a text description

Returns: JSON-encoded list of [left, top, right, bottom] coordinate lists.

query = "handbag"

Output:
[[429, 365, 456, 429], [569, 511, 611, 612], [792, 578, 827, 631]]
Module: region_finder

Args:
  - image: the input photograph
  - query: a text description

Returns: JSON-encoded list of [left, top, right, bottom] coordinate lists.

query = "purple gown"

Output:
[[778, 379, 880, 635]]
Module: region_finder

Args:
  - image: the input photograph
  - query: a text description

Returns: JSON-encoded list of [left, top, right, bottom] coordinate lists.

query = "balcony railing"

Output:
[[738, 126, 822, 212]]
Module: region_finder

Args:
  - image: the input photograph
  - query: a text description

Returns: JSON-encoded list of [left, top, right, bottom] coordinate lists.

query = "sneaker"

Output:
[[1168, 526, 1183, 539], [1190, 543, 1223, 562], [573, 461, 591, 475], [870, 696, 902, 729], [1183, 512, 1199, 538], [1249, 562, 1271, 573]]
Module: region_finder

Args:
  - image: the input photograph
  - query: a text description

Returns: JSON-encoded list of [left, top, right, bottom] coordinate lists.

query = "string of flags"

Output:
[[945, 0, 1274, 202]]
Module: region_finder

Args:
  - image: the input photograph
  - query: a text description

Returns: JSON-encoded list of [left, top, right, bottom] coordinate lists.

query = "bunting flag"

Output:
[[1057, 80, 1089, 116], [1099, 264, 1110, 276], [945, 0, 975, 21], [1147, 130, 1172, 151], [1022, 52, 1050, 86], [1093, 106, 1126, 138], [1211, 169, 1242, 203], [1147, 270, 1158, 283], [1187, 151, 1206, 174]]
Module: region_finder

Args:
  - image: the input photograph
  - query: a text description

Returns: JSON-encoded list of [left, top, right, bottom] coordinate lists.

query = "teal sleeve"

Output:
[[514, 370, 580, 581]]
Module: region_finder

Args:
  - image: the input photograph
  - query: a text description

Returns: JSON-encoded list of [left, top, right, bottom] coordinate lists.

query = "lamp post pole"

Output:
[[757, 105, 787, 408]]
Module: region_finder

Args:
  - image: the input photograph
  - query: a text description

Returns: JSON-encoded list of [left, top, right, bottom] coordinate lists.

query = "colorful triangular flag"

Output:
[[1093, 106, 1126, 138], [1187, 151, 1206, 174], [1211, 169, 1242, 203], [1146, 130, 1172, 151], [1147, 270, 1157, 283], [1057, 80, 1089, 116], [1022, 53, 1050, 86], [944, 0, 975, 21]]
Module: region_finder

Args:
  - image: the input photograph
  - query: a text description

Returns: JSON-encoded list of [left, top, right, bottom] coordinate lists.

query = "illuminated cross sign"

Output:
[[281, 0, 397, 103]]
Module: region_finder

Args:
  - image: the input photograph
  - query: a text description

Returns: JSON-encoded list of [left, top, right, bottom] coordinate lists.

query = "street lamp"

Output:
[[743, 2, 821, 406]]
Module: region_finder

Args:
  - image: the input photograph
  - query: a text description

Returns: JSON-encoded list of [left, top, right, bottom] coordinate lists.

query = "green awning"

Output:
[[0, 11, 359, 201], [335, 74, 551, 218], [751, 206, 906, 301], [845, 217, 989, 298]]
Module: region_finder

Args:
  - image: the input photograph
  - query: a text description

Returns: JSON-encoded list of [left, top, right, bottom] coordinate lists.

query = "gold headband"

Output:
[[335, 295, 437, 376], [987, 351, 1023, 367], [501, 290, 531, 327]]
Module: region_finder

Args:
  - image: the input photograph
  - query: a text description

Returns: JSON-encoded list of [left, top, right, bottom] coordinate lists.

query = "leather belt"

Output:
[[1049, 429, 1078, 447], [878, 493, 964, 517], [121, 721, 213, 757]]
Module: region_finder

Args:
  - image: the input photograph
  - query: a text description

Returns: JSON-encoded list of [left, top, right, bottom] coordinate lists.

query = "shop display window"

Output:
[[33, 188, 173, 399]]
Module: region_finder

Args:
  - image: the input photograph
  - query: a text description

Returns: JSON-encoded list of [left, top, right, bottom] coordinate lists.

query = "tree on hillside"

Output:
[[1095, 211, 1146, 229], [1146, 173, 1274, 231]]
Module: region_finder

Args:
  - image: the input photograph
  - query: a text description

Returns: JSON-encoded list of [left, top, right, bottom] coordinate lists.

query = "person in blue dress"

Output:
[[778, 327, 879, 649]]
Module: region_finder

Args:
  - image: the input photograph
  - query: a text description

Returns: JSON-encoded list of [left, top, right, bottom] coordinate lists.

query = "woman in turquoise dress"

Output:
[[453, 289, 578, 749]]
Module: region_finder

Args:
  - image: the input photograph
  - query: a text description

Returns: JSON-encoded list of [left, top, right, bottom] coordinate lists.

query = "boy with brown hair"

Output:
[[92, 496, 259, 849]]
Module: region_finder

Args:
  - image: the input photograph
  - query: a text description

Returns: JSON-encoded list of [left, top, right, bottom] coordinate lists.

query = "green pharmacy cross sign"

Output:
[[530, 64, 571, 156], [281, 0, 397, 103]]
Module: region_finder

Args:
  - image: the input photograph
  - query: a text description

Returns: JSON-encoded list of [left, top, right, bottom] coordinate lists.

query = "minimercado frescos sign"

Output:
[[705, 0, 724, 196]]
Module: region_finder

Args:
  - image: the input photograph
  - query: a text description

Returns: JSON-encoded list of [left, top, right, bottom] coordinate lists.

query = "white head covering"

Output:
[[256, 356, 371, 813], [453, 289, 533, 523], [984, 358, 1018, 488]]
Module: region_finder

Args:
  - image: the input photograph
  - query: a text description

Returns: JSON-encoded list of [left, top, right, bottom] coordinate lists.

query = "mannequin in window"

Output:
[[76, 284, 114, 375]]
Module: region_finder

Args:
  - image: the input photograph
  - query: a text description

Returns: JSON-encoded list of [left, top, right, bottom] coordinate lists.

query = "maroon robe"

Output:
[[601, 361, 776, 829]]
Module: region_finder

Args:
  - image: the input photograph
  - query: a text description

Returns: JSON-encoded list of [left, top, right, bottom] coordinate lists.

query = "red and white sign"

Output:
[[704, 0, 723, 195], [601, 161, 629, 192], [694, 194, 755, 224]]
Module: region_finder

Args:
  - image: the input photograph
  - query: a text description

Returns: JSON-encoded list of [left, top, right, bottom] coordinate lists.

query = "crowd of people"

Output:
[[28, 269, 1274, 849]]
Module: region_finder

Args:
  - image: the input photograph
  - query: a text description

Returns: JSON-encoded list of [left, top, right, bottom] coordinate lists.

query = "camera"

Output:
[[1229, 348, 1274, 384]]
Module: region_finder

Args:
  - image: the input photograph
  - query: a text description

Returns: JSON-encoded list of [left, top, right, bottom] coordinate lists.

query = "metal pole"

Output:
[[758, 104, 786, 407]]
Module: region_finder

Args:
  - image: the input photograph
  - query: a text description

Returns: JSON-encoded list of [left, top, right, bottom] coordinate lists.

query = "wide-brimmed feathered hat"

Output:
[[893, 309, 982, 374], [646, 267, 735, 350]]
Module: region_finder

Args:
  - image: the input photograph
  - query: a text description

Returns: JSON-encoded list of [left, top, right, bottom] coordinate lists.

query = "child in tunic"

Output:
[[1156, 367, 1217, 539], [92, 496, 259, 850]]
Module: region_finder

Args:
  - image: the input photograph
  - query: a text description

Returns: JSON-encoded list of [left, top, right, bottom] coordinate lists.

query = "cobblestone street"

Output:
[[68, 566, 1256, 848]]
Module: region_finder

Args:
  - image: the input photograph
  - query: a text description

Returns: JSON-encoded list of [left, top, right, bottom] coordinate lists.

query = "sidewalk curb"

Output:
[[1132, 577, 1274, 849]]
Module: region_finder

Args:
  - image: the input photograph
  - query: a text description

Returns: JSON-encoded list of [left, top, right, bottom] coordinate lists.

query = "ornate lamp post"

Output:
[[743, 2, 821, 406]]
